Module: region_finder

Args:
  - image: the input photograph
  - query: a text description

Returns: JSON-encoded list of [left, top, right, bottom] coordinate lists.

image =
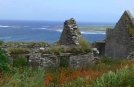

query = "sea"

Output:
[[0, 20, 115, 43]]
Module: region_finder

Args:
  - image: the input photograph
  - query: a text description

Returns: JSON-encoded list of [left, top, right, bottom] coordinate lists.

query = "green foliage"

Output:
[[122, 13, 134, 37], [0, 40, 4, 45], [0, 48, 9, 72], [76, 28, 81, 35], [100, 56, 122, 65], [5, 41, 47, 46], [53, 40, 59, 45], [78, 38, 92, 53], [13, 56, 28, 67], [93, 65, 134, 87], [28, 41, 46, 45], [1, 57, 134, 86], [60, 58, 68, 67], [66, 47, 81, 54], [8, 47, 30, 54], [44, 38, 92, 55], [89, 63, 106, 70], [1, 67, 44, 87], [128, 24, 134, 37], [45, 46, 64, 55]]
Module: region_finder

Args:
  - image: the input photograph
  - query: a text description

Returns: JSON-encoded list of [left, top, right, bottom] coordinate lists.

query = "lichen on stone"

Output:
[[121, 11, 134, 37]]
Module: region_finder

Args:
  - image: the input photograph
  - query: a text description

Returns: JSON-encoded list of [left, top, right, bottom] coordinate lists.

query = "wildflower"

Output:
[[0, 78, 2, 83], [12, 81, 18, 86], [44, 73, 53, 84], [0, 72, 4, 76], [29, 73, 33, 77]]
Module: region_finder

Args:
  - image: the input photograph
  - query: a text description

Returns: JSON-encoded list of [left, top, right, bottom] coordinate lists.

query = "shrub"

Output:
[[66, 47, 81, 54], [44, 46, 64, 55], [53, 40, 59, 45], [0, 48, 10, 72], [0, 40, 4, 45], [44, 38, 92, 54], [1, 67, 44, 87], [76, 28, 81, 35], [78, 38, 92, 53], [13, 56, 28, 67], [100, 56, 122, 65], [93, 65, 134, 87], [60, 58, 68, 67]]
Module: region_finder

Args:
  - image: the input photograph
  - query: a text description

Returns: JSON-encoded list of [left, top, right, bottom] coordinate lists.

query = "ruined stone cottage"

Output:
[[105, 10, 134, 58], [4, 18, 94, 69]]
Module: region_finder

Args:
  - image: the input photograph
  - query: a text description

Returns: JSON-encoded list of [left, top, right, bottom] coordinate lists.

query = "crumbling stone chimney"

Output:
[[59, 18, 81, 46]]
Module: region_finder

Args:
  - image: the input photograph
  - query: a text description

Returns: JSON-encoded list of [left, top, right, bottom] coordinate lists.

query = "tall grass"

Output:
[[44, 38, 92, 55], [0, 67, 44, 87], [8, 47, 30, 54], [93, 65, 134, 87], [1, 56, 134, 86]]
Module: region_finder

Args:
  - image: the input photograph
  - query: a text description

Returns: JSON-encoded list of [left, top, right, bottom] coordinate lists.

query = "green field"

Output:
[[79, 25, 114, 31]]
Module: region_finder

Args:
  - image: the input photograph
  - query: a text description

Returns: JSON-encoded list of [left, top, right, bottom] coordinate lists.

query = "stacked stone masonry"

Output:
[[59, 18, 81, 46], [105, 10, 134, 58]]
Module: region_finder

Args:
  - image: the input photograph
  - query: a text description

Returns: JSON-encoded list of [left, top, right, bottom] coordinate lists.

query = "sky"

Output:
[[0, 0, 134, 23]]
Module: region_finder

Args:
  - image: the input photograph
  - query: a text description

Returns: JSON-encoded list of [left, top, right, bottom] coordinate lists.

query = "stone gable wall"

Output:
[[105, 10, 134, 58]]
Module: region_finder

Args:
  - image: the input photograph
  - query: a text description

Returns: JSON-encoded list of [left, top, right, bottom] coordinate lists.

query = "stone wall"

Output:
[[3, 18, 95, 68], [105, 10, 134, 58], [69, 53, 93, 68], [34, 53, 93, 69], [9, 52, 94, 69], [92, 41, 105, 56], [6, 45, 94, 69], [59, 18, 81, 46]]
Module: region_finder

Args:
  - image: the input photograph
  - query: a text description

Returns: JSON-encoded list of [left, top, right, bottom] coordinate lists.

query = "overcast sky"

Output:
[[0, 0, 134, 22]]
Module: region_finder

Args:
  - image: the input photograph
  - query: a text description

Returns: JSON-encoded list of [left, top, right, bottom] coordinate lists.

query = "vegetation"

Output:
[[79, 26, 114, 31], [1, 39, 134, 86], [76, 28, 81, 35], [0, 48, 9, 72], [122, 13, 134, 37], [0, 67, 44, 87], [93, 66, 134, 87], [4, 41, 47, 46], [52, 40, 59, 45], [0, 54, 134, 86], [44, 46, 64, 55], [0, 40, 4, 46], [44, 38, 92, 55], [128, 24, 134, 37], [8, 47, 30, 54], [13, 56, 28, 67], [78, 38, 92, 53], [43, 57, 134, 87]]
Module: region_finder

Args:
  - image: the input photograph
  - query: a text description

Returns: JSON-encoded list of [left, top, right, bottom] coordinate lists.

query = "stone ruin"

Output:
[[7, 48, 94, 69], [105, 10, 134, 58], [59, 18, 81, 46], [92, 41, 105, 56], [93, 10, 134, 58], [3, 18, 97, 69]]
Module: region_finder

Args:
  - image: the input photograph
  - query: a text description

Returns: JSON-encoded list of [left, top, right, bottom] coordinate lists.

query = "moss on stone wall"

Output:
[[127, 24, 134, 37], [44, 38, 92, 55], [8, 47, 30, 54], [121, 13, 134, 37], [76, 28, 81, 35]]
